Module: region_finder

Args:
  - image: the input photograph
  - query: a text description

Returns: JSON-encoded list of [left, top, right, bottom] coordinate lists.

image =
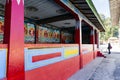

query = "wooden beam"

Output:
[[36, 13, 74, 24]]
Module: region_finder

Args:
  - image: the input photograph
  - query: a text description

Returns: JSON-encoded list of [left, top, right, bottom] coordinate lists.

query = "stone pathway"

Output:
[[68, 57, 103, 80], [89, 52, 120, 80]]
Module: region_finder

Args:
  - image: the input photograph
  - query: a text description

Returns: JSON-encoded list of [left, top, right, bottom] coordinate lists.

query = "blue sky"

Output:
[[92, 0, 110, 18]]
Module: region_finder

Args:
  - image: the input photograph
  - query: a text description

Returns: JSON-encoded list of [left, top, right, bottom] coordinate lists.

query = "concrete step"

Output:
[[68, 57, 104, 80]]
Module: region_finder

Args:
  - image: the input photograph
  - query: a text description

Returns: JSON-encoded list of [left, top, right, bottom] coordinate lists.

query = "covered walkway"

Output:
[[0, 0, 105, 80]]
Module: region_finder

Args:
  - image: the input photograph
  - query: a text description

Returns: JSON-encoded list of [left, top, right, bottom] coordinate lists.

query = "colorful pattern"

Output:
[[0, 16, 36, 43], [0, 49, 7, 79], [61, 31, 74, 43], [32, 52, 61, 62], [24, 48, 64, 71], [0, 16, 74, 44], [0, 16, 4, 43], [24, 46, 79, 71], [64, 47, 79, 58], [37, 25, 60, 43], [24, 23, 35, 43]]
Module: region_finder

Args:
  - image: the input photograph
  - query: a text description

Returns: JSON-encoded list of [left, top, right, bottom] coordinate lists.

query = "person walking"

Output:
[[108, 43, 112, 54]]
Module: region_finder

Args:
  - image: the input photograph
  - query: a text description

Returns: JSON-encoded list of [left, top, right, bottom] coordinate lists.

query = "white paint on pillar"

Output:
[[91, 30, 94, 35], [7, 0, 24, 4], [76, 21, 79, 30], [17, 0, 21, 5], [76, 18, 82, 44]]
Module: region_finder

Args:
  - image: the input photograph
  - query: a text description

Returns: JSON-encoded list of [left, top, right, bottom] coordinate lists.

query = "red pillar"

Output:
[[35, 26, 38, 44], [4, 0, 24, 80], [90, 29, 95, 59], [97, 32, 100, 48], [90, 29, 95, 44], [60, 29, 62, 43], [95, 31, 99, 48], [75, 20, 83, 68]]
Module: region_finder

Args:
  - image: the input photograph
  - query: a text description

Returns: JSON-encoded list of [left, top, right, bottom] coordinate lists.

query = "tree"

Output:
[[99, 14, 119, 42]]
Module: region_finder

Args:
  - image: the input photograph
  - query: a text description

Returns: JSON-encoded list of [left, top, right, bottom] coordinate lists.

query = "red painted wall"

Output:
[[82, 52, 94, 67], [25, 56, 79, 80], [94, 50, 98, 58]]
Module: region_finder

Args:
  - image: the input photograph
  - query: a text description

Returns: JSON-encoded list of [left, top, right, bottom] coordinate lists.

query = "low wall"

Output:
[[82, 44, 94, 67], [0, 44, 7, 79], [0, 44, 98, 80], [24, 44, 80, 80]]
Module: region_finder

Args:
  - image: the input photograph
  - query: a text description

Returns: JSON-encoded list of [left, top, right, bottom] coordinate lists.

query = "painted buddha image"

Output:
[[29, 28, 35, 37], [44, 30, 48, 38], [24, 24, 28, 35]]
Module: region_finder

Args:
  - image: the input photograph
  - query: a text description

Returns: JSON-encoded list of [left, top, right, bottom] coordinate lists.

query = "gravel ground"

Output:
[[89, 52, 120, 80]]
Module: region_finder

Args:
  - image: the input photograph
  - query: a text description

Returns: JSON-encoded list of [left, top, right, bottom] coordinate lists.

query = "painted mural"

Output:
[[24, 23, 35, 43], [0, 16, 4, 43], [61, 31, 74, 43], [0, 16, 74, 44], [37, 24, 60, 43]]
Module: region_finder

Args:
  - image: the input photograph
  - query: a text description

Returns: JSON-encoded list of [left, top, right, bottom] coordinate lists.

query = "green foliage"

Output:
[[100, 14, 119, 41]]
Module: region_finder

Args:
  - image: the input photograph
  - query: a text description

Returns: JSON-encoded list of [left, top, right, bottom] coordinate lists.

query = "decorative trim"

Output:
[[25, 46, 79, 71], [32, 52, 61, 62], [64, 47, 79, 58]]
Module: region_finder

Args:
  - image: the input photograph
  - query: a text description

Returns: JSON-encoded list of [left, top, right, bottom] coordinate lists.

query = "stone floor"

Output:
[[89, 52, 120, 80], [68, 57, 104, 80], [68, 51, 120, 80]]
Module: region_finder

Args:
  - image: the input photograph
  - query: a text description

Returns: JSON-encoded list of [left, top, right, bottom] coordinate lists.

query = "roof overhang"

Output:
[[70, 0, 105, 32], [109, 0, 120, 26]]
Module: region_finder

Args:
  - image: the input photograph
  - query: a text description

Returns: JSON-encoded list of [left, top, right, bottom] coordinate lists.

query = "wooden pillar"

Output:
[[4, 0, 24, 80], [75, 19, 83, 68]]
